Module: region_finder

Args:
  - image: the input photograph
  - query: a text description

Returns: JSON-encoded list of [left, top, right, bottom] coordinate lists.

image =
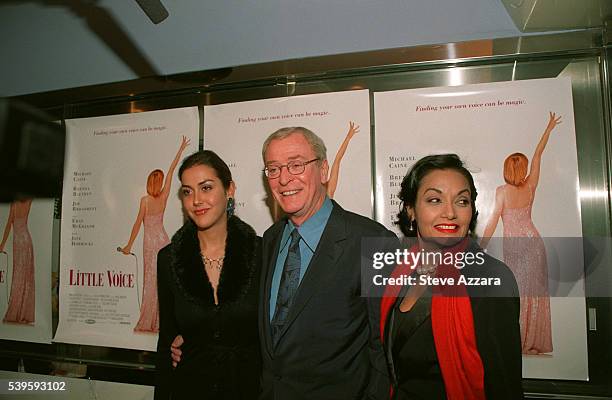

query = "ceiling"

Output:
[[501, 0, 611, 31], [0, 0, 606, 97]]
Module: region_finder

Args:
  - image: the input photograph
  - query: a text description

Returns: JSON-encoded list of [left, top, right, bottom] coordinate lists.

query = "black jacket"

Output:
[[155, 216, 262, 400], [259, 201, 396, 400], [383, 244, 524, 400]]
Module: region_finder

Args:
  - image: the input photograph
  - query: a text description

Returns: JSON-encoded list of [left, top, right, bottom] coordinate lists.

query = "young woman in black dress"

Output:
[[155, 150, 261, 399]]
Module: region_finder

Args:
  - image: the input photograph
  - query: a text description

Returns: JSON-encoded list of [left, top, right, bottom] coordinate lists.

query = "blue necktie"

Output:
[[271, 229, 301, 346]]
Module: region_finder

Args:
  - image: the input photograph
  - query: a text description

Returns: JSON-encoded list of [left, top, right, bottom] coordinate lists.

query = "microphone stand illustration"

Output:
[[0, 250, 8, 304], [116, 247, 141, 310]]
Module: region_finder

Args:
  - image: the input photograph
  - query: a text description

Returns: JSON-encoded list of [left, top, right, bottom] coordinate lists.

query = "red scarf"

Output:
[[380, 239, 485, 400]]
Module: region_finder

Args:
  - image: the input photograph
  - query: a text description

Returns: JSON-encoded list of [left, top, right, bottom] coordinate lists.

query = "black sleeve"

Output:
[[365, 227, 397, 400], [365, 294, 391, 400], [154, 246, 178, 400], [481, 263, 524, 400]]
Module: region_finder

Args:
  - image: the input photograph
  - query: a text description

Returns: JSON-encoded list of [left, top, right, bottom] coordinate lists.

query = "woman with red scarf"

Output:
[[381, 154, 523, 399]]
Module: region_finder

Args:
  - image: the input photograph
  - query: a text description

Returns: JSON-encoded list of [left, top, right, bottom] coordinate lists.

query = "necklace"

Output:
[[416, 263, 437, 276], [201, 253, 224, 271]]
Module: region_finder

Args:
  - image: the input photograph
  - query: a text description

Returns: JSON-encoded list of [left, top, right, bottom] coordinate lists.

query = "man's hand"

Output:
[[171, 334, 184, 368]]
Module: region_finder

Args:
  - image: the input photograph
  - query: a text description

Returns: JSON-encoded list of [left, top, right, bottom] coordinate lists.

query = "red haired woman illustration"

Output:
[[1, 198, 35, 324], [120, 136, 190, 333], [481, 112, 562, 354]]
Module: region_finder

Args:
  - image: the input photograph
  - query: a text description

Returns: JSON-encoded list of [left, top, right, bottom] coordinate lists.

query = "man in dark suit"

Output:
[[260, 126, 395, 400]]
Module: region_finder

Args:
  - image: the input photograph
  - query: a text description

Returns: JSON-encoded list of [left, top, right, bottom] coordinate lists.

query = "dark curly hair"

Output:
[[178, 150, 233, 190], [395, 154, 478, 237]]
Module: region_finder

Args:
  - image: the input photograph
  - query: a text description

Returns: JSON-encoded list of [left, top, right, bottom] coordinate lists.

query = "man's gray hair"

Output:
[[262, 127, 327, 162]]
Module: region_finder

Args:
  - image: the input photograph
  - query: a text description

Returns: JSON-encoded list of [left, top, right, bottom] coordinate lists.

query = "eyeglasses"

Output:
[[263, 158, 319, 178]]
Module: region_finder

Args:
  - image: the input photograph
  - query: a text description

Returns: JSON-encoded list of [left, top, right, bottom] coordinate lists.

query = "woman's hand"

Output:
[[179, 135, 191, 153], [171, 334, 184, 368], [119, 245, 132, 255], [546, 112, 562, 132], [347, 121, 359, 139]]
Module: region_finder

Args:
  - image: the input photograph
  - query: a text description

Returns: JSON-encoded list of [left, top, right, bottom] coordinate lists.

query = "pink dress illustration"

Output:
[[2, 202, 35, 324], [120, 136, 190, 334], [501, 187, 553, 354], [481, 112, 561, 355], [134, 212, 170, 332]]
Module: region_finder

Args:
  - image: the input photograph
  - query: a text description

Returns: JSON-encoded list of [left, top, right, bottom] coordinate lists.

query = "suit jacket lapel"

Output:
[[262, 220, 285, 355], [275, 203, 347, 345]]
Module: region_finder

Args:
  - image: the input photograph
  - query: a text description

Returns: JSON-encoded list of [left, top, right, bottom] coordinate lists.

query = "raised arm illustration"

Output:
[[161, 136, 191, 202], [326, 121, 359, 198], [527, 112, 562, 191]]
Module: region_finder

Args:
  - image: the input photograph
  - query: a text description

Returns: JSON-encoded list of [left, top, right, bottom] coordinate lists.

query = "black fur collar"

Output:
[[168, 215, 260, 306]]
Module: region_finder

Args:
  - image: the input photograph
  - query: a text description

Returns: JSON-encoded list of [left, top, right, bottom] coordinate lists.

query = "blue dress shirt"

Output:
[[269, 197, 333, 320]]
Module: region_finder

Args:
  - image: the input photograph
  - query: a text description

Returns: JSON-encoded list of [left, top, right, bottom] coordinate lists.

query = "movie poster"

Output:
[[0, 199, 53, 343], [204, 89, 372, 234], [374, 77, 588, 380], [55, 107, 199, 350]]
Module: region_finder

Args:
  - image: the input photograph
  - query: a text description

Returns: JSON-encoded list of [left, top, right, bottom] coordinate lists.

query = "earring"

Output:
[[226, 197, 235, 218], [408, 219, 415, 232]]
